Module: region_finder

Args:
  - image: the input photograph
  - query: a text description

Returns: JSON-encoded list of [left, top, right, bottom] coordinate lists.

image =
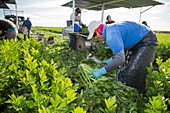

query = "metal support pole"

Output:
[[72, 0, 75, 32], [3, 9, 5, 18], [101, 3, 105, 22], [139, 6, 154, 22], [139, 7, 142, 22], [15, 1, 18, 29]]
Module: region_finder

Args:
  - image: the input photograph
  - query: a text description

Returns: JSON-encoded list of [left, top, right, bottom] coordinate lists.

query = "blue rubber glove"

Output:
[[89, 67, 107, 79], [102, 57, 113, 64]]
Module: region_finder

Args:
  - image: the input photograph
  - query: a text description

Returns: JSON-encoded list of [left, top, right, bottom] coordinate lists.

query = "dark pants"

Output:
[[117, 31, 158, 94], [68, 33, 77, 50], [24, 28, 31, 40]]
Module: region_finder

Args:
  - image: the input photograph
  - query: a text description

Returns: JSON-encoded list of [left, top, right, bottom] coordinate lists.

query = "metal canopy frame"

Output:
[[0, 3, 9, 9], [62, 0, 164, 10], [0, 0, 16, 4], [62, 0, 164, 31], [0, 0, 19, 29]]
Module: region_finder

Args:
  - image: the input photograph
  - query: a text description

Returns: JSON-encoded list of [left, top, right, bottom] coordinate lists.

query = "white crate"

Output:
[[62, 27, 73, 37]]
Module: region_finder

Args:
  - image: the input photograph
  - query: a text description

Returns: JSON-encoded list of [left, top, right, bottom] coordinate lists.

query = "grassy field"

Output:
[[32, 26, 170, 34], [154, 30, 170, 34], [32, 27, 62, 34]]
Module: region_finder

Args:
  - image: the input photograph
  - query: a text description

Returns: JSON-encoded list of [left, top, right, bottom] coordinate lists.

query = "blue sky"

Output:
[[0, 0, 170, 30]]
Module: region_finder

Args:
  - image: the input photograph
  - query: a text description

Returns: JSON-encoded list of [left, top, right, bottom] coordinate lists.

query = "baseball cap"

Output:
[[75, 8, 81, 13], [87, 20, 102, 40], [9, 18, 14, 22]]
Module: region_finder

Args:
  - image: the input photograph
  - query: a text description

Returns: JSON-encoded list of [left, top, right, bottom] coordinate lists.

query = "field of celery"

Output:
[[0, 27, 169, 113]]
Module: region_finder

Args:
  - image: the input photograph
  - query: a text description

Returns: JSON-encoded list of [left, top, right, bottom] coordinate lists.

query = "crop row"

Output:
[[0, 30, 169, 113]]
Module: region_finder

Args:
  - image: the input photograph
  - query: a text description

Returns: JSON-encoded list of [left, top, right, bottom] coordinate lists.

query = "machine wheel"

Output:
[[75, 36, 86, 51]]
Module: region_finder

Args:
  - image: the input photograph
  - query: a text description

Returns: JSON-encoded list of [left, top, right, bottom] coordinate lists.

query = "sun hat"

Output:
[[87, 20, 102, 40]]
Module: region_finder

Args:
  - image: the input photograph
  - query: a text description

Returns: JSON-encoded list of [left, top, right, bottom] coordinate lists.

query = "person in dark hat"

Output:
[[70, 7, 85, 28], [105, 15, 115, 24], [142, 21, 150, 28], [23, 17, 32, 40]]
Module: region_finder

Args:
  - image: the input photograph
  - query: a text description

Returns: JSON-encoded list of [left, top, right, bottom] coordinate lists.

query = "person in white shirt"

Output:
[[70, 7, 85, 28]]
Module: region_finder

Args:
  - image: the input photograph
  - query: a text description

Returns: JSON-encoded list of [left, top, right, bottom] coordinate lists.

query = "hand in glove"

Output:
[[89, 67, 107, 79], [102, 57, 113, 64]]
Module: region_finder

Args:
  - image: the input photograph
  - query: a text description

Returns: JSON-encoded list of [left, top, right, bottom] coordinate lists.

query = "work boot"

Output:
[[24, 35, 26, 40]]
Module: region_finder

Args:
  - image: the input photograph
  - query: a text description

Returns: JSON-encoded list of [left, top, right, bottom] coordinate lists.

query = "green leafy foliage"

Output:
[[80, 27, 88, 34], [156, 34, 170, 61], [0, 38, 77, 113], [146, 58, 170, 97], [0, 27, 170, 113], [78, 63, 94, 87], [6, 94, 26, 112], [72, 106, 87, 113], [144, 94, 167, 113], [77, 77, 142, 113], [99, 96, 117, 113], [32, 27, 62, 34]]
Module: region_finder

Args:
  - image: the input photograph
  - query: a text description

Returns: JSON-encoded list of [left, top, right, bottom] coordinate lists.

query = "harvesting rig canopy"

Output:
[[62, 0, 164, 22], [0, 0, 16, 6], [0, 2, 9, 9], [62, 0, 164, 10], [0, 0, 22, 29], [61, 0, 164, 51]]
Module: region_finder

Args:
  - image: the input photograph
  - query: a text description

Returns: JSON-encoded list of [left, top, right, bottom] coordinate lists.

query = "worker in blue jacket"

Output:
[[87, 20, 157, 94], [23, 17, 32, 40]]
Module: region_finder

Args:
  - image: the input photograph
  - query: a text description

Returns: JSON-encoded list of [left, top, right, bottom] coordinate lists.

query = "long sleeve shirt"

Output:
[[23, 20, 32, 29], [102, 21, 151, 72], [70, 13, 83, 25]]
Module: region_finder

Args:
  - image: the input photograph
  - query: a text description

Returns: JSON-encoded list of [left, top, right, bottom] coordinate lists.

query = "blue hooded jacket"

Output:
[[102, 21, 151, 54], [23, 20, 32, 29]]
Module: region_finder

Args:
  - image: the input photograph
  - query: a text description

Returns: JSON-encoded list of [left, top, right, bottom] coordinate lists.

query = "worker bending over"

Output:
[[87, 20, 157, 94], [0, 19, 18, 41]]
